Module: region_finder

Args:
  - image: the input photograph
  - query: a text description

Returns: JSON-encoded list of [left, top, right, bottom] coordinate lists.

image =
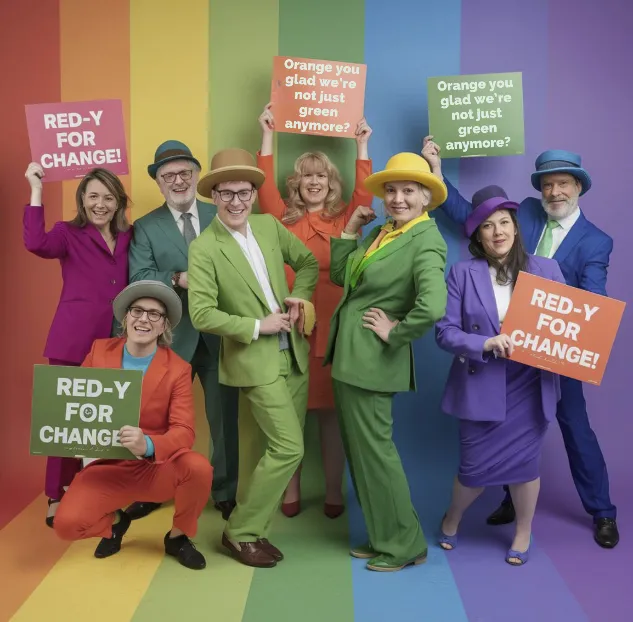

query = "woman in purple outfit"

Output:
[[435, 185, 564, 566], [23, 162, 132, 527]]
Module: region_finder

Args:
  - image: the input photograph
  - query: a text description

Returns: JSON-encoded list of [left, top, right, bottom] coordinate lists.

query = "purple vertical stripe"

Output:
[[535, 1, 633, 620], [450, 1, 591, 621]]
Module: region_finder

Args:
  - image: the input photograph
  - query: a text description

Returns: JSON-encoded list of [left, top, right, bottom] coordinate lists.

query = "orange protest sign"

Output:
[[502, 272, 626, 385], [271, 56, 366, 138]]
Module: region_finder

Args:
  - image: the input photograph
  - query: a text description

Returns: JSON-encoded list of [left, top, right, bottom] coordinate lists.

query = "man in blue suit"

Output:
[[422, 137, 619, 549]]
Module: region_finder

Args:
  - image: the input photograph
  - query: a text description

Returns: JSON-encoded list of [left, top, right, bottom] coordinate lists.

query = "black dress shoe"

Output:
[[214, 500, 237, 521], [126, 501, 162, 521], [594, 518, 619, 548], [164, 532, 206, 570], [486, 499, 516, 526], [94, 511, 131, 558]]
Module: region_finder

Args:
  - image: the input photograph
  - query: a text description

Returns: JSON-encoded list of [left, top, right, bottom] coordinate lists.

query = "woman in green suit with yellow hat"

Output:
[[324, 152, 448, 571]]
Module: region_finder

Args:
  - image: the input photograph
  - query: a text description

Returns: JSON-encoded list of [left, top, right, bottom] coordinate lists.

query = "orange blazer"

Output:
[[81, 337, 195, 464], [257, 153, 373, 358]]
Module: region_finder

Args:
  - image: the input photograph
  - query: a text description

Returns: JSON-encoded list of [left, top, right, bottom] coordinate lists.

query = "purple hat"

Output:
[[464, 185, 520, 237]]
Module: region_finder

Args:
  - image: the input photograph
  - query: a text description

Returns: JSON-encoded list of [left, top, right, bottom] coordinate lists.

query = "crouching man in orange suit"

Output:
[[54, 280, 212, 570]]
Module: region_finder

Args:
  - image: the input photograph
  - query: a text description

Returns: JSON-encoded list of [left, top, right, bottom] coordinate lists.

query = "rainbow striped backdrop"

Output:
[[1, 0, 632, 620]]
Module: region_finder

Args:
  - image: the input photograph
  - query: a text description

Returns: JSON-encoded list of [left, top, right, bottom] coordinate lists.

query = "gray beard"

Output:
[[541, 196, 579, 221]]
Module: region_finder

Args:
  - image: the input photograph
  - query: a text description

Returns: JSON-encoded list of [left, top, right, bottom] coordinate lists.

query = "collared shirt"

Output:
[[217, 218, 282, 341], [167, 200, 201, 237], [535, 206, 581, 258]]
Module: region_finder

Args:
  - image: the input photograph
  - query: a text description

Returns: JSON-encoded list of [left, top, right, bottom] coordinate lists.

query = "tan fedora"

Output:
[[197, 148, 265, 199]]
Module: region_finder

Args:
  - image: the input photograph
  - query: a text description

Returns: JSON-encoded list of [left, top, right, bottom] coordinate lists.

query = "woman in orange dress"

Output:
[[257, 103, 373, 518]]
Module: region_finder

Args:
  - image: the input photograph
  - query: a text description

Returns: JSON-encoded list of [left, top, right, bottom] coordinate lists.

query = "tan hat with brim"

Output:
[[197, 148, 265, 199], [364, 152, 448, 210], [113, 280, 183, 328]]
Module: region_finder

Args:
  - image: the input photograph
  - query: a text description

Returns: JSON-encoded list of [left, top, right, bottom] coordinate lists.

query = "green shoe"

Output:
[[350, 543, 376, 559], [366, 550, 428, 572]]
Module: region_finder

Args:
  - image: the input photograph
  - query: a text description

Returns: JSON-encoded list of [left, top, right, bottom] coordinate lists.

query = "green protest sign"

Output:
[[427, 72, 525, 158], [30, 365, 142, 460]]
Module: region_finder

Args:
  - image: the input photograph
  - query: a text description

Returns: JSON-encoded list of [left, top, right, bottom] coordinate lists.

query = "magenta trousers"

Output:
[[45, 359, 82, 500]]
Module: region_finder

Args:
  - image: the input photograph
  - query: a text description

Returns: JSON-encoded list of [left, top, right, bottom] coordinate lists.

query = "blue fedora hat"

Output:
[[530, 149, 591, 196], [147, 140, 201, 179], [465, 185, 519, 238]]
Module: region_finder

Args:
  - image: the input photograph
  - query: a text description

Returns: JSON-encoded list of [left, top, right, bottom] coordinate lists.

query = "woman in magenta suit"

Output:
[[23, 162, 133, 526], [435, 185, 564, 566]]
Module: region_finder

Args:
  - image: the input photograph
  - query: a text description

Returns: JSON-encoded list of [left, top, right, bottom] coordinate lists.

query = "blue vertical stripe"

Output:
[[353, 1, 468, 621]]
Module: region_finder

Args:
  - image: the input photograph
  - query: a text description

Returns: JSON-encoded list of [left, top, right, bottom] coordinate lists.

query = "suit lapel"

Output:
[[553, 210, 588, 265], [197, 200, 215, 233], [251, 218, 284, 307], [213, 218, 270, 310], [156, 204, 188, 259], [469, 260, 499, 331], [84, 225, 113, 256], [140, 347, 169, 414]]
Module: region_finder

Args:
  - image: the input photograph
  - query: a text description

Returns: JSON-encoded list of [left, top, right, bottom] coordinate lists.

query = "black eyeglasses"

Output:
[[128, 306, 165, 323], [160, 169, 193, 184], [216, 188, 254, 203]]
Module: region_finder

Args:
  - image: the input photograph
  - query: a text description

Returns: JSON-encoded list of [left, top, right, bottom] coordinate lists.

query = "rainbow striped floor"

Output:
[[2, 408, 630, 622]]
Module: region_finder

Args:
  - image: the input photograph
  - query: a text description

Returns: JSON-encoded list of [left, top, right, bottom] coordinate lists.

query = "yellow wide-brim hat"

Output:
[[197, 148, 265, 199], [364, 152, 448, 210]]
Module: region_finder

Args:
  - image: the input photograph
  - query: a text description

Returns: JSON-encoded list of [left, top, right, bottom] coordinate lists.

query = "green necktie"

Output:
[[535, 219, 561, 257]]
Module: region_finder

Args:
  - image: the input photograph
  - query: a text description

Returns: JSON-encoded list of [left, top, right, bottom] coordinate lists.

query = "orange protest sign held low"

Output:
[[271, 55, 366, 138], [502, 272, 626, 385]]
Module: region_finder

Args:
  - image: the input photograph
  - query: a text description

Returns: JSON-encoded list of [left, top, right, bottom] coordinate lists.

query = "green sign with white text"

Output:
[[30, 365, 142, 460], [427, 72, 525, 158]]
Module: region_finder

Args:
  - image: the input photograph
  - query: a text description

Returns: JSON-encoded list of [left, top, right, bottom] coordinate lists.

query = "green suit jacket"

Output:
[[188, 214, 319, 387], [128, 200, 218, 364], [325, 218, 448, 394]]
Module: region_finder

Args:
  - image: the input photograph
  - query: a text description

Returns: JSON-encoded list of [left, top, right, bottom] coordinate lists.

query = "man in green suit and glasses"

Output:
[[188, 148, 319, 568], [127, 140, 240, 522]]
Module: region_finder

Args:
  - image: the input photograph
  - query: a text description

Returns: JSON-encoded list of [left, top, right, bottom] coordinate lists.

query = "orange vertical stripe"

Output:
[[59, 0, 131, 220]]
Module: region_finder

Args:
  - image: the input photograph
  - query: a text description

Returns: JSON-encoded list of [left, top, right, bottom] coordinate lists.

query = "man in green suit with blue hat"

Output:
[[188, 147, 318, 568], [126, 140, 240, 522]]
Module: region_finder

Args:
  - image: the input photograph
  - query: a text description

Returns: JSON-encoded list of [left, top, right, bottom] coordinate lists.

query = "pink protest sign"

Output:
[[25, 99, 128, 182]]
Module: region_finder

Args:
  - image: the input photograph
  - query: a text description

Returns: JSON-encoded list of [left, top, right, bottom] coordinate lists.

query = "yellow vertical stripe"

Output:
[[129, 0, 209, 221], [59, 0, 131, 221]]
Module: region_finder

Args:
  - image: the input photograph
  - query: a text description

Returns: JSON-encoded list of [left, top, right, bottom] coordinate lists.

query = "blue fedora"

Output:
[[465, 185, 519, 237], [530, 150, 591, 196], [147, 140, 201, 179]]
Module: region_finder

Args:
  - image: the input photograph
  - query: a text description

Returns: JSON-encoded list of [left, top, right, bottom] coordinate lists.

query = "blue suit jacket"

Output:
[[441, 178, 614, 296]]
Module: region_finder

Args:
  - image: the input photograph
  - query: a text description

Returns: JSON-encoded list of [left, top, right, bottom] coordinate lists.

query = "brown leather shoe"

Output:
[[222, 534, 277, 568], [257, 538, 284, 561]]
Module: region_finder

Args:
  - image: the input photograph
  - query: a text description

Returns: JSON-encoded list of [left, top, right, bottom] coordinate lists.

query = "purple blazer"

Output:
[[435, 255, 565, 422], [23, 205, 132, 364]]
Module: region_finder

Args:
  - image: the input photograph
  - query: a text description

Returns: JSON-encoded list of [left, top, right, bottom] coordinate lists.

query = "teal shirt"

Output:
[[122, 345, 157, 458]]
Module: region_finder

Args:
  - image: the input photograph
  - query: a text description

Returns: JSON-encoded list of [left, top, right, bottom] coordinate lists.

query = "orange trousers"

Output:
[[54, 452, 212, 540]]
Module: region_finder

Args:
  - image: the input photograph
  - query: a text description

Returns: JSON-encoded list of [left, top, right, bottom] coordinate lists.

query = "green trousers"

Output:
[[333, 379, 427, 564], [191, 338, 240, 503], [226, 350, 308, 542]]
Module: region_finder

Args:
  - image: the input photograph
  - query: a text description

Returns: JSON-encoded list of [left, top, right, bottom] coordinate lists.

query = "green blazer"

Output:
[[128, 200, 218, 364], [188, 214, 319, 387], [325, 218, 448, 394]]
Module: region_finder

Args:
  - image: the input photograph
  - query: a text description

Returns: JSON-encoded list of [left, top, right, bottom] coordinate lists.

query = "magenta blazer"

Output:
[[23, 205, 132, 363], [435, 255, 565, 423]]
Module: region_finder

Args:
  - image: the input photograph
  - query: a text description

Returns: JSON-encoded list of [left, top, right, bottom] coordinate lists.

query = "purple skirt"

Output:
[[458, 360, 548, 487]]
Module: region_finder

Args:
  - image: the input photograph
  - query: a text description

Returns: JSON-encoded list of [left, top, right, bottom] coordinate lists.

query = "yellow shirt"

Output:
[[363, 213, 430, 259]]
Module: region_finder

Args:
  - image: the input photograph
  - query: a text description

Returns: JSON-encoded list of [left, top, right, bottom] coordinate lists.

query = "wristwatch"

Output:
[[171, 272, 181, 288]]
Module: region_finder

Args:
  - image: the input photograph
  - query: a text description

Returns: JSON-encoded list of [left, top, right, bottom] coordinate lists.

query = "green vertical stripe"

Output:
[[242, 3, 364, 621], [276, 0, 366, 202], [208, 0, 280, 158]]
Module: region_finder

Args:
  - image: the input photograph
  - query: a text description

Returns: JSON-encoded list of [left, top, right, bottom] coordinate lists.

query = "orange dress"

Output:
[[257, 153, 373, 409]]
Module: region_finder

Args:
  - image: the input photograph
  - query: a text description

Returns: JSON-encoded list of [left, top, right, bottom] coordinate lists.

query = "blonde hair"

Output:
[[283, 152, 345, 224], [70, 168, 131, 235], [119, 301, 174, 348]]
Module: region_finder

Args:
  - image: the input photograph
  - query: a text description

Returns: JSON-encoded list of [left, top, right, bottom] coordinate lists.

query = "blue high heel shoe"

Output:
[[505, 535, 532, 566], [439, 515, 458, 551]]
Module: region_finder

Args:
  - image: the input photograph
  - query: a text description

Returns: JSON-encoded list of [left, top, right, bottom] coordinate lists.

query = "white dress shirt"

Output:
[[534, 206, 581, 258], [218, 218, 283, 341], [489, 266, 513, 326], [167, 201, 201, 237]]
